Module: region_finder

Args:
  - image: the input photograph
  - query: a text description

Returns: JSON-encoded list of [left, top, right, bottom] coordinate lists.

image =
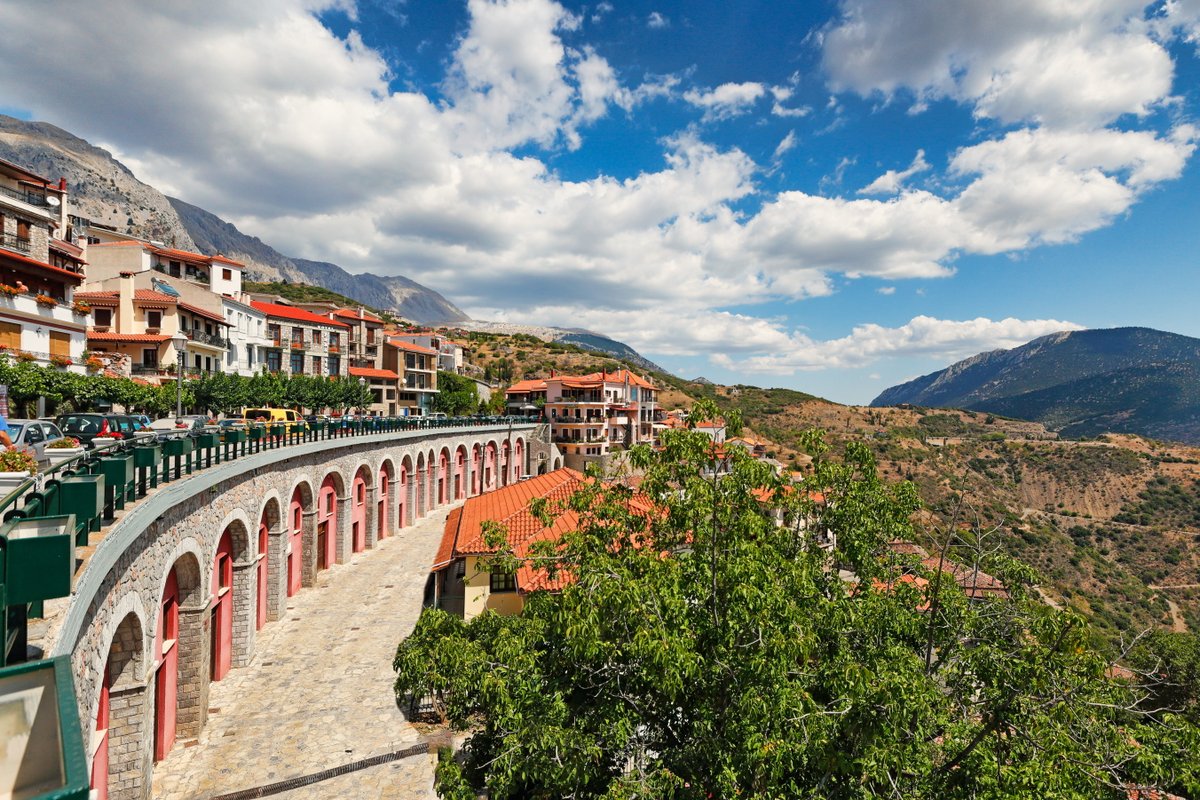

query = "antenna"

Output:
[[45, 195, 61, 207]]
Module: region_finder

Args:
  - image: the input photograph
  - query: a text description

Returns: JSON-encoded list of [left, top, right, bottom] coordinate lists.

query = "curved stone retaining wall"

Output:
[[49, 424, 542, 800]]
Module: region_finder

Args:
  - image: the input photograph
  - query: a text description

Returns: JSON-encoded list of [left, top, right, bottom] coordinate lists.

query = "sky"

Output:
[[1, 0, 1199, 404]]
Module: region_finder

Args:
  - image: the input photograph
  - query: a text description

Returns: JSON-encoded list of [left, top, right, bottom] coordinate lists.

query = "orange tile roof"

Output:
[[251, 300, 350, 328], [332, 307, 384, 323], [348, 366, 399, 380], [75, 289, 179, 306], [576, 369, 656, 389], [208, 254, 243, 266], [387, 338, 438, 355], [87, 332, 169, 343], [505, 378, 548, 394], [0, 248, 85, 282]]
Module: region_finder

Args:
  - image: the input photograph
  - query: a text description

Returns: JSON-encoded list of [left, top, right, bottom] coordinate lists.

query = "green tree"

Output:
[[394, 406, 1199, 799], [433, 371, 477, 416]]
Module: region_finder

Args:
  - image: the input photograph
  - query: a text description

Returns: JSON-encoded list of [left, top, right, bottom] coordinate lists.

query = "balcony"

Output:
[[186, 330, 229, 348], [0, 292, 87, 326], [328, 344, 340, 354], [291, 339, 305, 349], [0, 184, 54, 210], [0, 233, 31, 255], [553, 417, 604, 426]]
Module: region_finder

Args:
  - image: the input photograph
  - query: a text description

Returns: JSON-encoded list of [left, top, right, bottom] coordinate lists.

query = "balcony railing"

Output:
[[0, 184, 52, 208], [0, 233, 32, 254], [186, 330, 229, 348], [553, 417, 604, 425]]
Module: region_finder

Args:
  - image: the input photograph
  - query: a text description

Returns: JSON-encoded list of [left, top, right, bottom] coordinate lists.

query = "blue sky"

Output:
[[1, 0, 1199, 404]]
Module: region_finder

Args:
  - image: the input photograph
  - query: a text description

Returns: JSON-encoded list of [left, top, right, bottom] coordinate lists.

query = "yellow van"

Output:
[[242, 408, 301, 427]]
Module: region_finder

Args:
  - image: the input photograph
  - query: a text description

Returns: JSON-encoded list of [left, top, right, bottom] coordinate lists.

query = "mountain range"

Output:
[[872, 327, 1200, 444]]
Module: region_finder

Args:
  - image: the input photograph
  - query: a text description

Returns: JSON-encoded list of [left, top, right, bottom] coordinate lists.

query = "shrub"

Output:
[[47, 436, 82, 449], [0, 448, 38, 474]]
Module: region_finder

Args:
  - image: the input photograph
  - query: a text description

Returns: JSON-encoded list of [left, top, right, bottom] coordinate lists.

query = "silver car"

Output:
[[8, 419, 66, 466]]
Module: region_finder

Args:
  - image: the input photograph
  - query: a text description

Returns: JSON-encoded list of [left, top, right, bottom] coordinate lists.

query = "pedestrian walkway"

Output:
[[151, 506, 456, 799]]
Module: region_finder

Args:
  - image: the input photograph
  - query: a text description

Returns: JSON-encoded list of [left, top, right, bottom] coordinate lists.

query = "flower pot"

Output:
[[91, 436, 117, 450], [46, 446, 86, 469], [0, 470, 33, 497]]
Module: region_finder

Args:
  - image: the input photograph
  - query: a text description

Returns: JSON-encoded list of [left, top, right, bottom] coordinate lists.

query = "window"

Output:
[[146, 310, 161, 329], [0, 321, 20, 349], [94, 308, 112, 327], [222, 268, 232, 281], [290, 352, 304, 374], [311, 356, 321, 374], [489, 569, 516, 593], [142, 348, 158, 367], [330, 332, 340, 347], [328, 356, 340, 375], [312, 330, 321, 345], [266, 350, 282, 372], [49, 331, 70, 358]]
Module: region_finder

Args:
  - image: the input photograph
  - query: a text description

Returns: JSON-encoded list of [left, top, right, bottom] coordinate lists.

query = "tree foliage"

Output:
[[433, 371, 478, 416], [395, 402, 1200, 799], [0, 357, 372, 417]]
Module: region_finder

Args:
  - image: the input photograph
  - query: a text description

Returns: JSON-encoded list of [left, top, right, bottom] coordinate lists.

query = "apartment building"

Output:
[[77, 273, 230, 378], [383, 337, 439, 415], [251, 300, 349, 377], [222, 296, 271, 376], [391, 330, 466, 374], [0, 158, 88, 371], [506, 369, 659, 470]]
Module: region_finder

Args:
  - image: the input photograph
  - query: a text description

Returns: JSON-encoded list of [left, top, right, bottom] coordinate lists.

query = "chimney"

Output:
[[550, 369, 555, 378], [118, 272, 135, 332], [58, 177, 66, 190]]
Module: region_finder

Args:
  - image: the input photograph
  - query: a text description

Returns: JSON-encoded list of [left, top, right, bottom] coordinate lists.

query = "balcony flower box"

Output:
[[49, 354, 73, 368], [14, 350, 35, 363], [46, 437, 85, 469], [90, 436, 117, 450], [35, 294, 58, 308], [71, 300, 91, 316], [1, 515, 77, 604], [0, 449, 37, 496], [0, 283, 18, 298]]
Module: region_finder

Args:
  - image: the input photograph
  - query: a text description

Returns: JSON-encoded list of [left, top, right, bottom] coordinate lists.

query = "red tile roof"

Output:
[[387, 338, 438, 355], [251, 300, 350, 328], [0, 248, 85, 282], [505, 378, 548, 395], [348, 366, 399, 380], [86, 332, 170, 343], [208, 254, 243, 266], [332, 307, 384, 323]]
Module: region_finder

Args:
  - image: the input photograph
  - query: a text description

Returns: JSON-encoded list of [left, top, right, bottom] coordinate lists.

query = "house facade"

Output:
[[250, 300, 350, 378], [0, 158, 88, 371], [383, 337, 439, 415]]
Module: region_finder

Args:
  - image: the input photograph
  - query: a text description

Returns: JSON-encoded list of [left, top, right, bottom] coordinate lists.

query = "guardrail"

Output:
[[0, 413, 535, 665]]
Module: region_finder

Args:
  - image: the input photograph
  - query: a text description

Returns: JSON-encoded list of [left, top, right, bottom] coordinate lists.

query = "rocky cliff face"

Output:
[[0, 115, 196, 249], [0, 114, 467, 324]]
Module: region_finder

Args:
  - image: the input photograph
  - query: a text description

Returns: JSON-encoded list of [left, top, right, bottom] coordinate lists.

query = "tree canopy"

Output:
[[433, 371, 479, 416], [394, 402, 1200, 799]]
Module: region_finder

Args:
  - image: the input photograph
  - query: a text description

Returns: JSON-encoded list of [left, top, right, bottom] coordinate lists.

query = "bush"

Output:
[[47, 436, 81, 449], [0, 448, 38, 474]]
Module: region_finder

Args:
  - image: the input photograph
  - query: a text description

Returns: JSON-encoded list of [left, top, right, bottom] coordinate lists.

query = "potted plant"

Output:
[[0, 447, 38, 495], [0, 283, 18, 298], [71, 299, 92, 316], [35, 293, 57, 308], [85, 355, 104, 373], [50, 353, 73, 368], [15, 350, 36, 362], [46, 436, 85, 468]]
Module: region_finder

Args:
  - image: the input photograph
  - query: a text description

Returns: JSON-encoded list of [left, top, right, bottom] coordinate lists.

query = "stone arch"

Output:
[[286, 479, 315, 593], [377, 458, 395, 544], [514, 437, 525, 480], [454, 444, 468, 500], [209, 513, 253, 679], [553, 456, 563, 471], [318, 470, 346, 567], [484, 440, 498, 492], [501, 439, 512, 487], [350, 463, 372, 554], [471, 443, 482, 496], [425, 447, 438, 511], [153, 545, 205, 762], [398, 454, 413, 529], [437, 446, 452, 505], [92, 603, 149, 800], [256, 494, 284, 624]]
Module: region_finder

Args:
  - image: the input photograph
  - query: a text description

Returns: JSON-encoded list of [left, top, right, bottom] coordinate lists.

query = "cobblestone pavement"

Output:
[[151, 506, 457, 800]]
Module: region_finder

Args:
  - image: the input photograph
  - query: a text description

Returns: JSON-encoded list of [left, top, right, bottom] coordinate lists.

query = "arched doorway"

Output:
[[318, 474, 339, 569], [351, 468, 368, 553], [415, 453, 426, 519], [287, 486, 306, 596], [438, 449, 450, 505], [514, 439, 524, 480], [501, 441, 511, 487], [471, 444, 482, 496], [398, 459, 410, 529], [154, 572, 180, 761], [377, 463, 390, 540], [454, 446, 467, 499], [211, 529, 234, 682], [93, 610, 146, 798], [485, 442, 497, 491]]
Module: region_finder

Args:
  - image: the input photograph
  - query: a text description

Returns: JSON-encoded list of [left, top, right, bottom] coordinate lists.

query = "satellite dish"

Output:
[[45, 195, 60, 207]]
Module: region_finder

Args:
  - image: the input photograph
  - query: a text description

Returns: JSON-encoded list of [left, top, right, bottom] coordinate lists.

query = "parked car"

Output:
[[55, 413, 135, 448], [7, 419, 65, 466], [130, 414, 153, 428], [218, 418, 247, 429]]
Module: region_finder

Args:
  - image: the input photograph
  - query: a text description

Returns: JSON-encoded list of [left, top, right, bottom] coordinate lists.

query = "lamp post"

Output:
[[171, 331, 188, 419], [358, 375, 367, 417]]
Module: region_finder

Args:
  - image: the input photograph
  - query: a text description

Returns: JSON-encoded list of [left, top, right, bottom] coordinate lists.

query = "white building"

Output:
[[222, 296, 270, 376]]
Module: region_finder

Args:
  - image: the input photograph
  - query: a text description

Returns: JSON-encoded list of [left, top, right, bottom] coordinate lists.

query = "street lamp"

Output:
[[171, 331, 188, 418], [358, 375, 367, 416]]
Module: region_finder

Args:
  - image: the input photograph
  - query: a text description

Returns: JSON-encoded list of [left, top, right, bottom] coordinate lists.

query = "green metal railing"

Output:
[[0, 413, 532, 666]]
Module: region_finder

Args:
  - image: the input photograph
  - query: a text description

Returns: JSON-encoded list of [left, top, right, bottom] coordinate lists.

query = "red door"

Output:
[[256, 521, 269, 629], [91, 666, 110, 798], [377, 468, 388, 540], [211, 531, 233, 682], [318, 477, 338, 568], [352, 475, 366, 553], [438, 455, 448, 504], [154, 570, 179, 762], [287, 491, 303, 596]]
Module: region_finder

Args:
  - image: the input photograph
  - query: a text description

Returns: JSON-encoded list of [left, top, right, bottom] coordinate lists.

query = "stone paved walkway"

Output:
[[150, 506, 456, 800]]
